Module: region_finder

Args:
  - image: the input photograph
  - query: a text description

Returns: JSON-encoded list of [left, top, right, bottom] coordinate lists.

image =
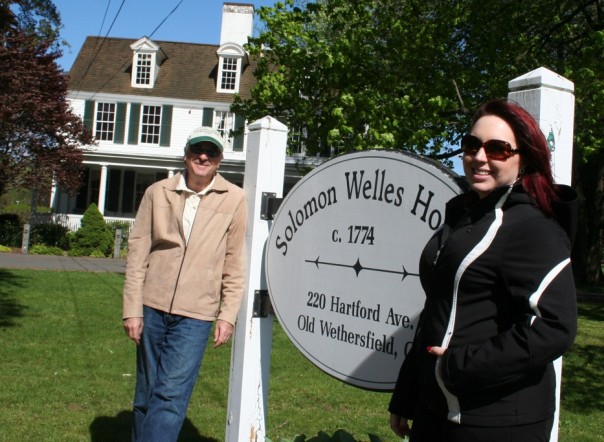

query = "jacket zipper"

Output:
[[169, 244, 188, 313], [169, 190, 193, 313], [432, 224, 452, 266]]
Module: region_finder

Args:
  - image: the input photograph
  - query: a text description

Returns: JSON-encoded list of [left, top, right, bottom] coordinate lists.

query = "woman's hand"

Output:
[[389, 347, 445, 439], [390, 413, 411, 439], [427, 346, 446, 357]]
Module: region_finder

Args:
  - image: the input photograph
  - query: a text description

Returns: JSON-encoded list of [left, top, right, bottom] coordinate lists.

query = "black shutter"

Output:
[[202, 107, 214, 127], [83, 100, 95, 132], [114, 102, 126, 144], [232, 114, 246, 152], [159, 105, 173, 147], [128, 103, 141, 145]]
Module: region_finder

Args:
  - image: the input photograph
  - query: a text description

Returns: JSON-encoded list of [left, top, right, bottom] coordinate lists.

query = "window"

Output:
[[140, 105, 161, 144], [130, 38, 162, 88], [290, 126, 308, 155], [214, 110, 234, 148], [95, 102, 116, 141], [220, 57, 238, 91], [216, 43, 245, 94], [135, 53, 152, 86]]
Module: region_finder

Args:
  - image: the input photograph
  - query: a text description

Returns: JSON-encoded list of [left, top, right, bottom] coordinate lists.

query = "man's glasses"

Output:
[[188, 143, 222, 158], [461, 134, 521, 160]]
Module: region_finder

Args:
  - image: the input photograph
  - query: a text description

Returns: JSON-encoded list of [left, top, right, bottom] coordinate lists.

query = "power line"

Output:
[[72, 0, 127, 99], [81, 0, 187, 100], [149, 0, 185, 39]]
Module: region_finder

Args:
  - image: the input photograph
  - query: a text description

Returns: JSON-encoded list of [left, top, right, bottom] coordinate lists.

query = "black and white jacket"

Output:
[[389, 185, 578, 426]]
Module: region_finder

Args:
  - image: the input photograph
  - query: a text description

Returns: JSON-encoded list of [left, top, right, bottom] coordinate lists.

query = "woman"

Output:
[[389, 100, 577, 441]]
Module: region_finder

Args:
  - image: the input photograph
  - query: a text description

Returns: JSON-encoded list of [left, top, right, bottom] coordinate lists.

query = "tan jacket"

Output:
[[122, 172, 247, 325]]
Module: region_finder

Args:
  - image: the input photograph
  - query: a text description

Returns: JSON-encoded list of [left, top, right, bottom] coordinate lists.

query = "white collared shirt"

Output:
[[177, 172, 216, 244]]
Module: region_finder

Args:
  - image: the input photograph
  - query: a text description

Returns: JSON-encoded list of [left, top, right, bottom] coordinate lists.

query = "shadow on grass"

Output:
[[89, 410, 220, 442], [0, 269, 27, 328], [562, 301, 604, 414], [577, 300, 604, 321], [562, 343, 604, 413]]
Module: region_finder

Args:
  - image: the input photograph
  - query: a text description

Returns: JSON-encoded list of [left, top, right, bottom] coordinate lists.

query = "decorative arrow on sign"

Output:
[[305, 256, 420, 281]]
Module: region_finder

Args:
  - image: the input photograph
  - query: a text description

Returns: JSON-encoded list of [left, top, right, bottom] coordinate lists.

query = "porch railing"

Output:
[[50, 213, 135, 234]]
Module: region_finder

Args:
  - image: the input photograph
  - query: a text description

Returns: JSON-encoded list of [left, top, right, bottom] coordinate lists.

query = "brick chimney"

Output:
[[220, 3, 254, 47]]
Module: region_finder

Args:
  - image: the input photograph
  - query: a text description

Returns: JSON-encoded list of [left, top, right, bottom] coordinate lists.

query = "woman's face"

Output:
[[463, 115, 523, 199]]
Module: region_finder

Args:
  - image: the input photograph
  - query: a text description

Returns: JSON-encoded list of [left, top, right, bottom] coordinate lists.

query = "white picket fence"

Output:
[[49, 213, 135, 234]]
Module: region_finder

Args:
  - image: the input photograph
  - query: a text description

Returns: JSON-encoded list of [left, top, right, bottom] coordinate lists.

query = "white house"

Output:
[[52, 3, 317, 230]]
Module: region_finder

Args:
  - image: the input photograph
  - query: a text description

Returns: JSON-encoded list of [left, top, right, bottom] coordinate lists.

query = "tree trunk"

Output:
[[572, 149, 604, 286]]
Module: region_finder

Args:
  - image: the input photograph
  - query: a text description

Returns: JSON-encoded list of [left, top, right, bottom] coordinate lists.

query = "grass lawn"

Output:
[[0, 268, 601, 441]]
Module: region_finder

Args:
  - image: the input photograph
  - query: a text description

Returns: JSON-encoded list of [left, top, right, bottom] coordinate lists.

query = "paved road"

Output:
[[0, 251, 126, 273]]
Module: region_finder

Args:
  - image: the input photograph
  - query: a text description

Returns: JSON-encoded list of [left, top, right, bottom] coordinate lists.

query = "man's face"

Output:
[[184, 141, 222, 185]]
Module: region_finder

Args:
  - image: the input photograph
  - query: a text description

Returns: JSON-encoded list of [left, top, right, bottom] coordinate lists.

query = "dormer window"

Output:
[[216, 42, 246, 93], [130, 37, 164, 89], [220, 57, 238, 91], [135, 53, 153, 86]]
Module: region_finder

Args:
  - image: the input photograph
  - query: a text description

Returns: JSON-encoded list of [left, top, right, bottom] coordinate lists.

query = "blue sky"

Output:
[[54, 0, 278, 71]]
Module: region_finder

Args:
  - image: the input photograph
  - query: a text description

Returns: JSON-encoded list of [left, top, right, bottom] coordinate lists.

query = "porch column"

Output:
[[49, 178, 58, 212], [98, 164, 108, 215]]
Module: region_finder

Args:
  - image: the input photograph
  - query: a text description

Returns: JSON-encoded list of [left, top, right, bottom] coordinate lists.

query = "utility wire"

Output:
[[72, 0, 127, 99], [149, 0, 185, 39], [85, 0, 187, 100]]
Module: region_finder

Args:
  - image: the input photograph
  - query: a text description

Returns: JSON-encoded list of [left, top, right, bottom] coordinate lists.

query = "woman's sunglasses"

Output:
[[461, 134, 521, 160], [188, 143, 222, 158]]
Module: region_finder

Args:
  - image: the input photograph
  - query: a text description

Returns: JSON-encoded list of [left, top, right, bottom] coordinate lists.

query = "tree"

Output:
[[0, 0, 93, 200], [234, 0, 465, 160], [70, 203, 113, 257], [233, 0, 603, 284]]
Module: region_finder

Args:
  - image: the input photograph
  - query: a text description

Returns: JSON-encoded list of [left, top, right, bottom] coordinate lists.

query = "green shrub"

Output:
[[66, 247, 87, 257], [0, 245, 12, 252], [70, 203, 113, 257], [0, 214, 22, 247], [89, 249, 107, 258], [30, 223, 70, 250], [29, 244, 65, 256]]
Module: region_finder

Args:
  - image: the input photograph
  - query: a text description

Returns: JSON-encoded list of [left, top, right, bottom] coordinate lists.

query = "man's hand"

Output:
[[214, 320, 234, 348], [123, 317, 143, 345]]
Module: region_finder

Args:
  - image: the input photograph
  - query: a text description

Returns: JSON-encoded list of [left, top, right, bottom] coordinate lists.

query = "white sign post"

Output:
[[226, 116, 287, 442], [508, 67, 575, 442], [265, 151, 464, 390]]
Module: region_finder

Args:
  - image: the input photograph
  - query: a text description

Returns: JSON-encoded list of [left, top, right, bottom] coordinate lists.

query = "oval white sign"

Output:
[[266, 150, 464, 390]]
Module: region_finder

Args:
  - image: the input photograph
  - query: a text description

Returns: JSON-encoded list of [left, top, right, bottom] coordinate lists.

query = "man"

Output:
[[122, 127, 247, 442]]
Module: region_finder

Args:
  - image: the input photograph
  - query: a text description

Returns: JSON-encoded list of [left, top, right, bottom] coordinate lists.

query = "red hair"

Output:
[[471, 100, 557, 215]]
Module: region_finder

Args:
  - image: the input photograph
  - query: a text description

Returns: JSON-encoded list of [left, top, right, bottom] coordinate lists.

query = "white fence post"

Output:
[[225, 116, 288, 442], [508, 67, 575, 442]]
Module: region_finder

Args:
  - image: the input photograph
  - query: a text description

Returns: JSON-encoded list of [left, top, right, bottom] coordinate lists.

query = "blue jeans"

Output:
[[132, 306, 212, 442]]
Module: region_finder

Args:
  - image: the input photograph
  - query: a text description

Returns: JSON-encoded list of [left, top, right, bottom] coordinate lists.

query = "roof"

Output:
[[67, 36, 256, 102]]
